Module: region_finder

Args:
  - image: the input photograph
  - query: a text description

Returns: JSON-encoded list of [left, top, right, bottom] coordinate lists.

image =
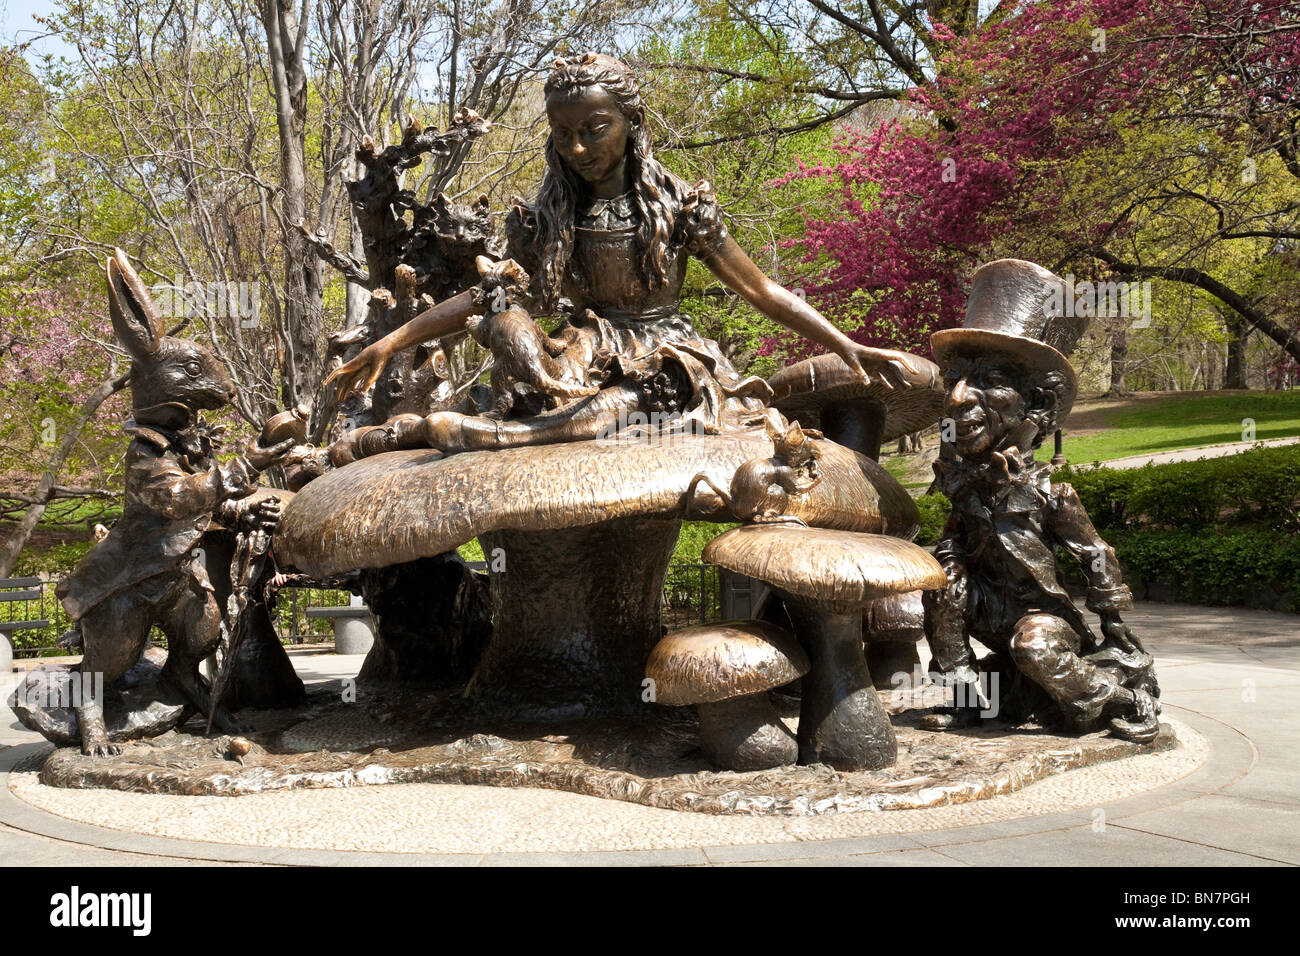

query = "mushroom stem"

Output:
[[867, 640, 922, 690], [819, 398, 887, 461], [467, 517, 680, 718], [696, 694, 798, 771], [783, 595, 898, 771]]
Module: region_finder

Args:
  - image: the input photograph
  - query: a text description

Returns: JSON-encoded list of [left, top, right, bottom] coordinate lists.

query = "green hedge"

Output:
[[1107, 528, 1300, 612], [914, 493, 952, 547], [1058, 444, 1300, 533], [910, 445, 1300, 612]]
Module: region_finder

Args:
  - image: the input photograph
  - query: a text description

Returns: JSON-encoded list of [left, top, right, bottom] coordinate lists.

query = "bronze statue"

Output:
[[301, 109, 496, 436], [923, 259, 1161, 742], [53, 250, 292, 756], [325, 53, 920, 453], [684, 412, 823, 525], [465, 255, 597, 414]]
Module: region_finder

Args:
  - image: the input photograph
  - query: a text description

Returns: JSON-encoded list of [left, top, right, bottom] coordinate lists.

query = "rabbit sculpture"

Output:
[[55, 249, 291, 756]]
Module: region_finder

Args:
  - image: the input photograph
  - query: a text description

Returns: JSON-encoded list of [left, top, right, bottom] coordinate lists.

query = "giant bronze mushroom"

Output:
[[645, 620, 809, 771], [768, 352, 943, 461], [703, 525, 945, 771], [276, 431, 919, 718]]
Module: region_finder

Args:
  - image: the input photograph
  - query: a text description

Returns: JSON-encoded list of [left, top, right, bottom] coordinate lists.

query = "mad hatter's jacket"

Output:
[[927, 450, 1131, 667]]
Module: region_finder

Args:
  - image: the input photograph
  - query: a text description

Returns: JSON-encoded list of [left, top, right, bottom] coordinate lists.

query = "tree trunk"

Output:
[[345, 212, 369, 329], [0, 371, 128, 578], [1108, 326, 1131, 396], [262, 0, 323, 410], [1224, 316, 1249, 389]]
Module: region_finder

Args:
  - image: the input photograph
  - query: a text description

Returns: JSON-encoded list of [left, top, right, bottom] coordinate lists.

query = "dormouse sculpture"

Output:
[[685, 413, 823, 525]]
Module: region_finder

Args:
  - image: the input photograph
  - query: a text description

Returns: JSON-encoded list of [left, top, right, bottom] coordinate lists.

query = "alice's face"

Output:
[[545, 84, 631, 187]]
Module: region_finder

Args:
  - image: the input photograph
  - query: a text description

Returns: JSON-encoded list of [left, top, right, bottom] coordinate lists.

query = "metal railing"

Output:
[[7, 562, 727, 661], [662, 563, 723, 629], [2, 577, 67, 659]]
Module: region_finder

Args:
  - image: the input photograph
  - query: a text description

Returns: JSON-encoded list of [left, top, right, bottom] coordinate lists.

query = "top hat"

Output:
[[931, 259, 1088, 422]]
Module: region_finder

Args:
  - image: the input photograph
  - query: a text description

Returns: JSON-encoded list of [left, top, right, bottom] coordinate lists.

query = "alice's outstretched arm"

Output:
[[327, 291, 483, 401], [699, 235, 921, 388]]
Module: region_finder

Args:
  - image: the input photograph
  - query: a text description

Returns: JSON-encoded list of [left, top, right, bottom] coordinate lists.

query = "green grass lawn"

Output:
[[1061, 391, 1300, 464]]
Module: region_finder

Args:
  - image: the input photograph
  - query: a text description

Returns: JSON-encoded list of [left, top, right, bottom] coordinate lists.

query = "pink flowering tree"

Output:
[[767, 0, 1300, 372], [0, 281, 131, 573]]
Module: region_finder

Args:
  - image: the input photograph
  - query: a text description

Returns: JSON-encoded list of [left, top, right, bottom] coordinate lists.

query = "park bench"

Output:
[[304, 597, 375, 654], [0, 577, 51, 672]]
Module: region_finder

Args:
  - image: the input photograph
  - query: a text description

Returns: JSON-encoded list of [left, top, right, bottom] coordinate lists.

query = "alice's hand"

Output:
[[324, 340, 393, 403], [838, 342, 922, 390]]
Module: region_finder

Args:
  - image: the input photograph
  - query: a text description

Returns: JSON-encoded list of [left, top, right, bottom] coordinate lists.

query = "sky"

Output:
[[2, 0, 80, 62]]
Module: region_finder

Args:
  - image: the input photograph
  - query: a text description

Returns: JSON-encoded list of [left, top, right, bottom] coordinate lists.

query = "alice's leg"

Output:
[[425, 383, 643, 452], [329, 388, 641, 462]]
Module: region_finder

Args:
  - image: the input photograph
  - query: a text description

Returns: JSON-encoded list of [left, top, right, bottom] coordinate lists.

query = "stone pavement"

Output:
[[1, 601, 1296, 866]]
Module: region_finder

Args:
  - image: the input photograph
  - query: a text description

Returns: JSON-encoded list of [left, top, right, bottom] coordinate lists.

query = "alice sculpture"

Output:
[[324, 53, 921, 455]]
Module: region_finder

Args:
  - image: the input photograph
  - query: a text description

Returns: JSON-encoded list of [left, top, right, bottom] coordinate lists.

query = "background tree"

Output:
[[769, 0, 1300, 384]]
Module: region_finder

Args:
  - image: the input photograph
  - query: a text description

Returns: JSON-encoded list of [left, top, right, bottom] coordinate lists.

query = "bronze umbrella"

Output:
[[768, 351, 943, 461]]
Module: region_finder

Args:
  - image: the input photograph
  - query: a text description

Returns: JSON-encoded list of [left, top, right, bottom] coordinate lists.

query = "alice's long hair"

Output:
[[535, 53, 690, 311]]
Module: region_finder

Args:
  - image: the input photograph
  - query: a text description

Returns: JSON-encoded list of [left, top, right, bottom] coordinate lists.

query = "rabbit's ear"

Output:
[[106, 248, 164, 359]]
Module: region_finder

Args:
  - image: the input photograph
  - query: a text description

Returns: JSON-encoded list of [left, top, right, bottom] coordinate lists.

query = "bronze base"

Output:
[[468, 518, 680, 719], [33, 684, 1177, 816]]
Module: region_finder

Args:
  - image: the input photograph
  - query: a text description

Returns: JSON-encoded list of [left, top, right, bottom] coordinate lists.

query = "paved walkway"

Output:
[[1, 602, 1296, 866], [1074, 435, 1298, 471]]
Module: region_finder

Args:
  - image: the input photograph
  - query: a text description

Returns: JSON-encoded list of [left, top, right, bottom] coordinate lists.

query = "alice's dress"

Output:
[[501, 185, 773, 435]]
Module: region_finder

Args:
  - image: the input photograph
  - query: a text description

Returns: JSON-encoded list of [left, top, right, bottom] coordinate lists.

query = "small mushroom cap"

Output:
[[646, 620, 810, 706], [703, 525, 946, 608], [768, 352, 943, 444]]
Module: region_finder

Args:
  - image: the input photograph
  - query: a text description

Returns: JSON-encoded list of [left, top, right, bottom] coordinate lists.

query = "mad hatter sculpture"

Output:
[[923, 259, 1161, 742]]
